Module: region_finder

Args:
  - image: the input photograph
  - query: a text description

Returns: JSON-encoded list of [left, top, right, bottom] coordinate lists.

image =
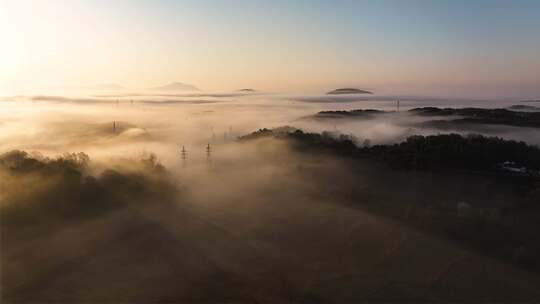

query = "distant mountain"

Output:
[[149, 82, 200, 92], [326, 88, 373, 95]]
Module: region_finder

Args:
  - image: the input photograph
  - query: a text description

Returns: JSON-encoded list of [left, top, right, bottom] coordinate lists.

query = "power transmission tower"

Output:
[[180, 145, 187, 167], [206, 143, 211, 162]]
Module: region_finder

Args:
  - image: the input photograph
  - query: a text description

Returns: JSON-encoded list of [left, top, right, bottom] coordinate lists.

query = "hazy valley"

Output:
[[2, 91, 540, 302]]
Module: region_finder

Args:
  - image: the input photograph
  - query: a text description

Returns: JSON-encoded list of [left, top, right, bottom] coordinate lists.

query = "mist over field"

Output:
[[2, 91, 540, 302], [3, 0, 540, 301], [4, 0, 540, 301], [3, 92, 540, 155]]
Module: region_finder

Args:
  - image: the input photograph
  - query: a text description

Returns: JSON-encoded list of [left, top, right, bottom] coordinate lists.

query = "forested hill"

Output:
[[240, 128, 540, 174], [411, 107, 540, 128], [313, 107, 540, 128]]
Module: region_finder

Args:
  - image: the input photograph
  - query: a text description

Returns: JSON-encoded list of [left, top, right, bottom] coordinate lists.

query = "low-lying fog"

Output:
[[2, 92, 539, 161], [2, 92, 540, 302]]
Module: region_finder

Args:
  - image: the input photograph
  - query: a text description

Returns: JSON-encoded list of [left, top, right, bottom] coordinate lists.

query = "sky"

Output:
[[1, 0, 539, 97]]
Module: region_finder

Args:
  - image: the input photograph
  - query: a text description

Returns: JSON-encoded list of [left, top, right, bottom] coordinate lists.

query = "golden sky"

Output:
[[1, 0, 539, 97]]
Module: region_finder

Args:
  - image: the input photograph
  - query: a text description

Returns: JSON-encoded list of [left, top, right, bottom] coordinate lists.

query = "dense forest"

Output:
[[411, 107, 540, 128], [241, 128, 540, 271], [313, 106, 540, 129], [242, 128, 540, 173]]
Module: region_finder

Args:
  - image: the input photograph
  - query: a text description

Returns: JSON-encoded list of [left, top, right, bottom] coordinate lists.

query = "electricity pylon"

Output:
[[206, 143, 211, 162], [180, 145, 187, 167]]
